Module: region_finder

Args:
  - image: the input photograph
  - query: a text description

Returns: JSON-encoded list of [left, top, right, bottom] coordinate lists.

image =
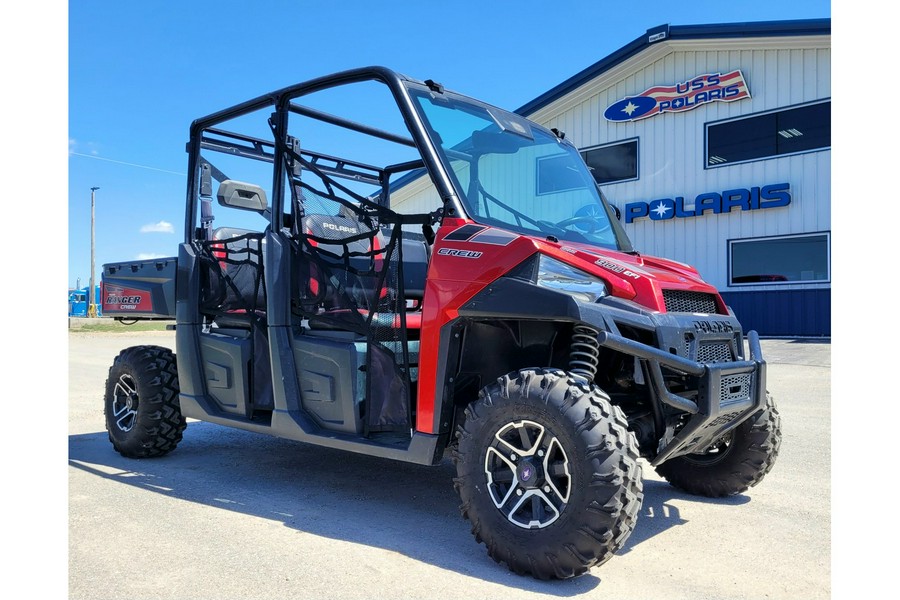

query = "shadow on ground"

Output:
[[69, 422, 750, 591]]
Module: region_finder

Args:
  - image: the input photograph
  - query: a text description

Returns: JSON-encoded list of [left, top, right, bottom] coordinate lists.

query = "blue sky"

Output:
[[66, 0, 832, 289]]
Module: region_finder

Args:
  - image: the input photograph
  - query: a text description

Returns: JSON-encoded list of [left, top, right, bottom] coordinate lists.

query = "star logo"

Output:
[[622, 101, 638, 116], [652, 201, 671, 218]]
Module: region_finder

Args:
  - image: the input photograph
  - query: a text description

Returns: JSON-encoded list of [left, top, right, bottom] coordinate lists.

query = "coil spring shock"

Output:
[[569, 324, 601, 381]]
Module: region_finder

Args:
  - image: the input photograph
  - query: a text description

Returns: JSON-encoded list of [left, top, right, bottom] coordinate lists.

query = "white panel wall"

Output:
[[535, 39, 831, 291], [392, 35, 830, 292]]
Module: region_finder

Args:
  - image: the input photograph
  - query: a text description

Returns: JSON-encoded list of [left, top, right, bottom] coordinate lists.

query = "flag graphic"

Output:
[[604, 70, 751, 122]]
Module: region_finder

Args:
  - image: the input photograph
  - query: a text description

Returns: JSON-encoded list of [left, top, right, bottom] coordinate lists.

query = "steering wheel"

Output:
[[554, 204, 611, 234]]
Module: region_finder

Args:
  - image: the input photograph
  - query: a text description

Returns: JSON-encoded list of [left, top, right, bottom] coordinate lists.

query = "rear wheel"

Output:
[[655, 393, 781, 497], [453, 368, 643, 579], [103, 345, 186, 458]]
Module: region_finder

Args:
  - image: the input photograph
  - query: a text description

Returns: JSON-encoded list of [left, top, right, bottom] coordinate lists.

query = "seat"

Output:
[[203, 227, 266, 329], [297, 216, 429, 332], [298, 213, 385, 311]]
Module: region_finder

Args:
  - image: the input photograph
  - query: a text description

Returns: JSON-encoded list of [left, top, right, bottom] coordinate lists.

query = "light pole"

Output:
[[90, 186, 100, 317]]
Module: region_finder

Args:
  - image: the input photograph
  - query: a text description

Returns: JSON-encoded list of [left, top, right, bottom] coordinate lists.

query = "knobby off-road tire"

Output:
[[453, 368, 643, 580], [103, 345, 186, 458], [655, 393, 782, 497]]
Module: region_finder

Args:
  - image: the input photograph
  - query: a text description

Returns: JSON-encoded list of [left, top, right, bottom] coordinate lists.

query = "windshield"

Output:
[[410, 89, 632, 251]]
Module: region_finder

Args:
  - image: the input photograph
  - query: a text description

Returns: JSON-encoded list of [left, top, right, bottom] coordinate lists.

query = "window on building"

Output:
[[580, 139, 638, 185], [706, 100, 830, 167], [536, 154, 593, 194], [729, 232, 830, 285]]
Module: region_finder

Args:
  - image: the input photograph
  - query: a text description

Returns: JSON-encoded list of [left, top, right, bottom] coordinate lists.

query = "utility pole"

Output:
[[90, 186, 100, 317]]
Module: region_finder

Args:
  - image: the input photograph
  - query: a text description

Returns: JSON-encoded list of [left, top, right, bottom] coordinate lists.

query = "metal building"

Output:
[[394, 18, 831, 337]]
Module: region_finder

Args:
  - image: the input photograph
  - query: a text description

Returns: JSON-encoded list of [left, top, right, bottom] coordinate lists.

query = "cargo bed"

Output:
[[101, 257, 176, 319]]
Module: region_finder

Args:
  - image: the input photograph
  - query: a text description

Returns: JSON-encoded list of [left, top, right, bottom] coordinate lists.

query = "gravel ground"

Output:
[[62, 330, 837, 599]]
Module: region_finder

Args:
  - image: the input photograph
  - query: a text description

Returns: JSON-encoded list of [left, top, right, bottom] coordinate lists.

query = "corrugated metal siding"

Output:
[[721, 289, 830, 337], [392, 35, 831, 337], [539, 44, 830, 294]]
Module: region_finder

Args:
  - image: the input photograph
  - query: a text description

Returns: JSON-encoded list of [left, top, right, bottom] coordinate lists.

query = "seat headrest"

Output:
[[304, 214, 370, 241]]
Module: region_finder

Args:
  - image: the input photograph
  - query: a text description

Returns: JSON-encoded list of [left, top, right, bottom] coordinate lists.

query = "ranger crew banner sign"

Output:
[[604, 70, 750, 122]]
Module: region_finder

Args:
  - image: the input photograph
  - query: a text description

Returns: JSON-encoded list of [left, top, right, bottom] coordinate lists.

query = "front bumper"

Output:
[[457, 276, 767, 464], [597, 328, 767, 465]]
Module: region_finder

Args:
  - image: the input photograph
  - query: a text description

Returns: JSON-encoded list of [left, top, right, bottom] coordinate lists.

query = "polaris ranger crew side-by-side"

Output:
[[101, 67, 781, 580]]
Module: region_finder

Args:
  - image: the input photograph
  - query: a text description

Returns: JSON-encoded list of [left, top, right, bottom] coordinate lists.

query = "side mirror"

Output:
[[217, 180, 268, 213], [611, 204, 622, 220]]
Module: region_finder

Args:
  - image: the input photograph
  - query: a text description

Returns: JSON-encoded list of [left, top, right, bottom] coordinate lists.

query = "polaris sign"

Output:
[[604, 71, 750, 122], [624, 183, 791, 224]]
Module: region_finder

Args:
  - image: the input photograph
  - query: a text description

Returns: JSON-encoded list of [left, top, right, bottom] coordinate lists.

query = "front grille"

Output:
[[663, 289, 718, 314], [698, 342, 733, 363], [703, 410, 744, 429], [720, 373, 752, 405], [683, 337, 734, 363]]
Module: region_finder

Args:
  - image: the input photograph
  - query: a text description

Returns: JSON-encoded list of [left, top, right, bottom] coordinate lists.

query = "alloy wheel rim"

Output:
[[685, 432, 735, 465], [112, 374, 139, 432], [484, 419, 571, 529]]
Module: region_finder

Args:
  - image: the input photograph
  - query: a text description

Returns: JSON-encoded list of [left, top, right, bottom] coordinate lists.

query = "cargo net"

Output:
[[195, 229, 274, 410], [288, 161, 414, 434], [197, 230, 266, 324]]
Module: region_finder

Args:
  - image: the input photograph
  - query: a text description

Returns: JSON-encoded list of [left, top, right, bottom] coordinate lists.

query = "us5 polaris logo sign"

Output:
[[625, 183, 790, 224], [604, 70, 750, 122]]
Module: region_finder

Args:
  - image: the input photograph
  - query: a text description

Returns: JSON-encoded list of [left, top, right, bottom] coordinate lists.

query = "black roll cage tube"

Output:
[[184, 66, 465, 241]]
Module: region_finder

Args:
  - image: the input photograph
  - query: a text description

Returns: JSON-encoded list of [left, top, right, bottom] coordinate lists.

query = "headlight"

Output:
[[536, 255, 608, 303]]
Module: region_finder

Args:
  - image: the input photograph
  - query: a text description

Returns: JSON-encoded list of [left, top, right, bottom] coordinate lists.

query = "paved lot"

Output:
[[68, 330, 831, 599]]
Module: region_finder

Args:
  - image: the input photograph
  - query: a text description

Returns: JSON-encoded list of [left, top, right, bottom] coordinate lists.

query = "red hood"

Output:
[[540, 239, 723, 313]]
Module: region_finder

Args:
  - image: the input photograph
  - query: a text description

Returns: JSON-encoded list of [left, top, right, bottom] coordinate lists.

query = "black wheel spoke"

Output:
[[492, 469, 514, 484], [518, 426, 532, 450], [548, 460, 568, 478], [531, 495, 544, 523]]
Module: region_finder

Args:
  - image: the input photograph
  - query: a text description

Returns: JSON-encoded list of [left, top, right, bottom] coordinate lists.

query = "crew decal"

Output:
[[437, 248, 483, 259]]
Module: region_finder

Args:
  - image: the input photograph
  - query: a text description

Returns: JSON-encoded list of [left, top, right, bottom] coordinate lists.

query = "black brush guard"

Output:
[[596, 330, 767, 466]]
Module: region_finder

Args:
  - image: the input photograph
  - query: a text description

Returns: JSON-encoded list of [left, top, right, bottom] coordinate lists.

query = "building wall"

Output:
[[526, 35, 831, 335], [391, 32, 831, 336], [531, 38, 831, 291]]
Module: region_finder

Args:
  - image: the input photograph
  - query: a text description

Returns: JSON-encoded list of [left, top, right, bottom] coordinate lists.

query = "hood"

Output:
[[541, 239, 723, 313]]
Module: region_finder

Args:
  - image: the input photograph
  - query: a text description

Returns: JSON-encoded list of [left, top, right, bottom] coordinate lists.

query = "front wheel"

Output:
[[103, 345, 186, 458], [655, 393, 782, 497], [453, 369, 643, 579]]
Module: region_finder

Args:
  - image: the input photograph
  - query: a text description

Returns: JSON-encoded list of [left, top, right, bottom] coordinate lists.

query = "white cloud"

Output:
[[140, 221, 174, 234], [69, 139, 99, 155], [135, 253, 168, 260]]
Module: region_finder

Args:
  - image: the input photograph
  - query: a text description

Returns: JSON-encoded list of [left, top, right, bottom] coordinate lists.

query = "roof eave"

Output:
[[515, 18, 831, 117]]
